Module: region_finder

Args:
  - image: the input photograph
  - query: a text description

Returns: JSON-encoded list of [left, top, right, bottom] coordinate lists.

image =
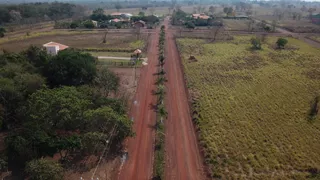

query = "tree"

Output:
[[27, 86, 91, 131], [83, 20, 94, 29], [251, 37, 262, 50], [149, 7, 156, 15], [138, 11, 145, 16], [23, 46, 51, 71], [45, 49, 96, 87], [209, 6, 216, 15], [26, 159, 63, 180], [308, 8, 316, 20], [0, 27, 6, 38], [94, 67, 120, 97], [84, 106, 133, 142], [13, 73, 45, 97], [115, 4, 122, 12], [276, 38, 288, 49], [70, 22, 79, 29], [246, 19, 254, 32], [158, 104, 168, 120], [272, 20, 277, 32], [185, 21, 195, 29], [223, 7, 233, 16]]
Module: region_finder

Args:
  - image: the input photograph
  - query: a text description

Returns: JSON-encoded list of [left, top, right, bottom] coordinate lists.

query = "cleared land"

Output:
[[177, 36, 320, 179], [0, 32, 146, 52]]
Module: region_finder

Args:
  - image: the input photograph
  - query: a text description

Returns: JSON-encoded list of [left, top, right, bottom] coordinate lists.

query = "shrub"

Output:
[[185, 21, 195, 29], [276, 38, 288, 49], [251, 37, 262, 50], [70, 22, 79, 29], [83, 20, 95, 29]]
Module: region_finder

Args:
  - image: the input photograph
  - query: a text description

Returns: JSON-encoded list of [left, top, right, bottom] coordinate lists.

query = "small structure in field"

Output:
[[110, 18, 121, 23], [92, 20, 98, 27], [43, 42, 68, 55], [192, 13, 210, 20], [134, 20, 146, 28], [111, 12, 133, 19], [311, 14, 320, 25]]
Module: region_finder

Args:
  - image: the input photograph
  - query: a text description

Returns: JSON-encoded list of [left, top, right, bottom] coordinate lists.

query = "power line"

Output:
[[91, 124, 119, 179]]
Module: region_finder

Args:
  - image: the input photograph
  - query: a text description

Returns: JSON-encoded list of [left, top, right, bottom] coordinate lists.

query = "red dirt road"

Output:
[[117, 29, 159, 179], [164, 18, 206, 180]]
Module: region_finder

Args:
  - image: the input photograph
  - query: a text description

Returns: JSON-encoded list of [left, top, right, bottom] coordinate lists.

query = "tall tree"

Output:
[[94, 67, 120, 97], [45, 49, 96, 87]]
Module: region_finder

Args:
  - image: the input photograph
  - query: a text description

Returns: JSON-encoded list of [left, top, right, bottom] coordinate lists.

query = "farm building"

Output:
[[192, 13, 210, 20], [134, 20, 146, 28], [92, 20, 98, 27], [43, 42, 68, 55], [311, 14, 320, 25], [111, 12, 133, 19]]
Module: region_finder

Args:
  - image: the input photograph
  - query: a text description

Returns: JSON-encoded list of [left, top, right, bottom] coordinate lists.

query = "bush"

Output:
[[185, 21, 195, 29], [70, 22, 79, 29], [276, 38, 288, 49], [83, 20, 95, 29], [0, 27, 5, 38], [251, 37, 262, 50]]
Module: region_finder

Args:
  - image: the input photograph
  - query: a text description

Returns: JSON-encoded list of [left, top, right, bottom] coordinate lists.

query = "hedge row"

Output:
[[153, 25, 167, 180]]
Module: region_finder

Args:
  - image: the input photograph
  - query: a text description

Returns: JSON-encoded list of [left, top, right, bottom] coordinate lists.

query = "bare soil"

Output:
[[164, 17, 206, 180], [117, 25, 159, 180]]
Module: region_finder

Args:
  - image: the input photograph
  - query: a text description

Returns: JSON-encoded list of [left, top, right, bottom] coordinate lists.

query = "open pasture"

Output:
[[177, 36, 320, 179], [0, 31, 146, 52]]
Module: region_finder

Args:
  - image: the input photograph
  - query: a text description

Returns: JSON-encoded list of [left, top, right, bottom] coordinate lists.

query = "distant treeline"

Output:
[[0, 2, 86, 25]]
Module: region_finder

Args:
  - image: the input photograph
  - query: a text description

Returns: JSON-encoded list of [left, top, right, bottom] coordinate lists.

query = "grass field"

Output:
[[307, 36, 320, 43], [177, 37, 320, 179], [0, 32, 146, 52]]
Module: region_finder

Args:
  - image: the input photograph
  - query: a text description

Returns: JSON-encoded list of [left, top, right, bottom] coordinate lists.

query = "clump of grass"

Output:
[[308, 96, 319, 121]]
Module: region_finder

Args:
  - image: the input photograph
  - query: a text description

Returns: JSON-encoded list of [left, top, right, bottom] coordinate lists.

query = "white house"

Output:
[[43, 42, 69, 55]]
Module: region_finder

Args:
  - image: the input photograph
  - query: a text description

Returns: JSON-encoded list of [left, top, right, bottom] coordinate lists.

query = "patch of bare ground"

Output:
[[64, 156, 121, 180]]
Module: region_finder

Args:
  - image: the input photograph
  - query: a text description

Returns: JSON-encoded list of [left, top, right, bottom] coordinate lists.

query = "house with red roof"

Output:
[[43, 42, 69, 55]]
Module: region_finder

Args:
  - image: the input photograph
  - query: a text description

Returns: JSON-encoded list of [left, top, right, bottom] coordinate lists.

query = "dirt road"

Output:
[[163, 18, 206, 180], [117, 29, 159, 179]]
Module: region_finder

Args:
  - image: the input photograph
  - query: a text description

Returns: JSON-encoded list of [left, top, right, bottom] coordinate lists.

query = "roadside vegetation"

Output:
[[0, 46, 133, 179], [153, 25, 167, 180], [177, 36, 320, 179]]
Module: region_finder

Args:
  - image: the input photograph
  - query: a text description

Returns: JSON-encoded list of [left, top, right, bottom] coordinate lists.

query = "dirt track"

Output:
[[163, 18, 206, 180], [117, 28, 159, 179]]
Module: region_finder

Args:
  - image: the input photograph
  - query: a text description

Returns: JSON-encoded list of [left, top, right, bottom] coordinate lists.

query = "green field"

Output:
[[177, 37, 320, 179]]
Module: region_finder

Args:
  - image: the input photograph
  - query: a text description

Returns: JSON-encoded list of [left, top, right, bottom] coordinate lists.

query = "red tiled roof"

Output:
[[43, 42, 69, 50]]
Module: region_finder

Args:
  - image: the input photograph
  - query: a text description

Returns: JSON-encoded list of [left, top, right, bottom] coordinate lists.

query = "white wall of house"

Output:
[[45, 46, 59, 55]]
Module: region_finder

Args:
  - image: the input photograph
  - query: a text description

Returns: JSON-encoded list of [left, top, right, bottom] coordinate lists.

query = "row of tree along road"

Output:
[[153, 25, 167, 180]]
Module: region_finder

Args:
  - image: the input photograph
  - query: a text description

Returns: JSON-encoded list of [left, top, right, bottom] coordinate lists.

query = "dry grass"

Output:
[[177, 36, 320, 179], [0, 32, 146, 52]]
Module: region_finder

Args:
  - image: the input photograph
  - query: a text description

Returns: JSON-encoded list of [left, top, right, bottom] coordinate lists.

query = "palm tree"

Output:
[[158, 104, 168, 123], [158, 67, 166, 76], [155, 76, 167, 85]]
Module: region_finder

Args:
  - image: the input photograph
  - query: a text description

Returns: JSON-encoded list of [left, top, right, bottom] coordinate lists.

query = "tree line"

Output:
[[0, 2, 86, 25], [0, 47, 133, 179]]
